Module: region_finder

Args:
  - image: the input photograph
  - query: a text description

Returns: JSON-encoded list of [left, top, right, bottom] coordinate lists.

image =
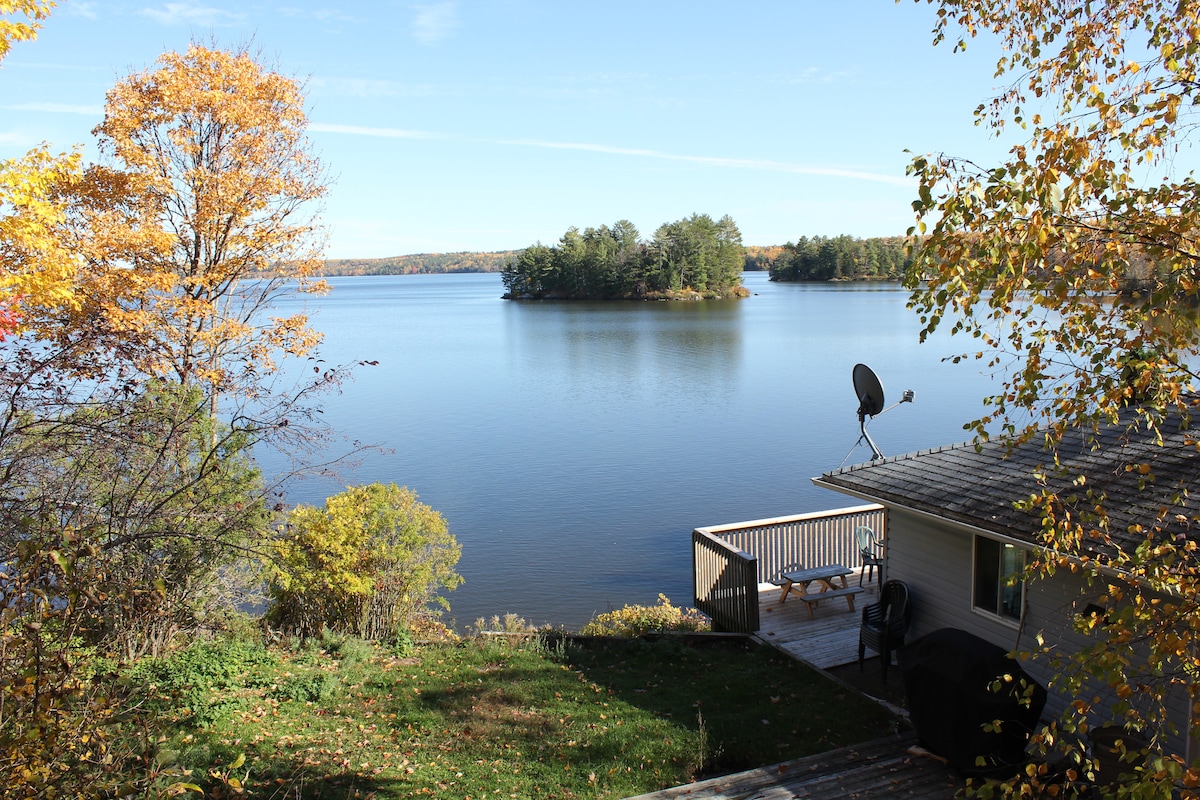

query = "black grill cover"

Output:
[[898, 628, 1047, 777]]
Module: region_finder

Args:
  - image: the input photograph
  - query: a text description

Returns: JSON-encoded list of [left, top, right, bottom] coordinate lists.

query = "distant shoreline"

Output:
[[317, 247, 781, 278], [319, 250, 517, 277], [316, 238, 908, 282]]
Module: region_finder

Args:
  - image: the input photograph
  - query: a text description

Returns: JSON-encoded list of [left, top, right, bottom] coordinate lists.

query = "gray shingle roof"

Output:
[[814, 405, 1200, 560]]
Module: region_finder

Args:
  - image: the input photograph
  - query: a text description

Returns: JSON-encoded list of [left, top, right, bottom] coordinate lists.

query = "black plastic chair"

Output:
[[855, 525, 884, 586], [858, 579, 912, 682]]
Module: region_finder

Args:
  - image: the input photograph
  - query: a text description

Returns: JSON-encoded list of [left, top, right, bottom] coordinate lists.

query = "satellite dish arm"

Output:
[[857, 408, 885, 461], [877, 389, 915, 418]]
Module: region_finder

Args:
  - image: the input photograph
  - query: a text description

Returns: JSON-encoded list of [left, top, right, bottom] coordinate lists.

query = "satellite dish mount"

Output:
[[852, 363, 913, 462]]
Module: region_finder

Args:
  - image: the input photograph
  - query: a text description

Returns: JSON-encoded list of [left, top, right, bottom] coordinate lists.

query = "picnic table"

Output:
[[769, 564, 863, 620]]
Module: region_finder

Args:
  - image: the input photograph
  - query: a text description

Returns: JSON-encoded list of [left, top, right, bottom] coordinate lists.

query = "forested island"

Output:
[[501, 214, 747, 300], [766, 235, 913, 281]]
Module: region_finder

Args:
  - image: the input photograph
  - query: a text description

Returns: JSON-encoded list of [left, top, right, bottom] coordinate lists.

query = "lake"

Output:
[[262, 271, 999, 631]]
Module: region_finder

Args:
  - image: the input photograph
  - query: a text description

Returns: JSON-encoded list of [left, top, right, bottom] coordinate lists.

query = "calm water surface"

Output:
[[263, 271, 998, 630]]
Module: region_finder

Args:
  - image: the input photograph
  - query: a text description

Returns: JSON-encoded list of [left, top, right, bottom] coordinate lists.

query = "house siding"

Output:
[[884, 507, 1192, 757], [885, 508, 1025, 645]]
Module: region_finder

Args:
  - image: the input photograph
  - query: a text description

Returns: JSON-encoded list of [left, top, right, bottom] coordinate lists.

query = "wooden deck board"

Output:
[[622, 733, 960, 799], [754, 569, 878, 670]]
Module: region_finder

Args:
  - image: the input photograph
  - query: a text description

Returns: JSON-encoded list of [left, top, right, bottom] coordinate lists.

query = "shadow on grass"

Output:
[[238, 767, 408, 800], [553, 634, 902, 778]]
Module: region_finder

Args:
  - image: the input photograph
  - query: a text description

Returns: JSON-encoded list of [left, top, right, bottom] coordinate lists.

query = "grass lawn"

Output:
[[139, 633, 900, 799]]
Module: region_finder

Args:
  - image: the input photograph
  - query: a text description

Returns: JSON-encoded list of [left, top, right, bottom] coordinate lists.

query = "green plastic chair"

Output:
[[854, 525, 884, 586]]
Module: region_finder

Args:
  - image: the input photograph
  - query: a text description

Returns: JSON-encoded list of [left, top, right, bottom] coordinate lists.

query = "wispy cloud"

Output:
[[139, 2, 246, 27], [66, 2, 101, 20], [310, 123, 911, 186], [277, 6, 357, 24], [788, 67, 854, 85], [412, 2, 459, 44], [308, 77, 441, 99], [5, 102, 104, 115], [308, 123, 443, 140], [502, 138, 911, 184]]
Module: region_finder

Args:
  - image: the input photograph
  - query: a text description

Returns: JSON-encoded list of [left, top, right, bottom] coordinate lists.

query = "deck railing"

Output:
[[692, 504, 886, 633], [692, 529, 760, 633]]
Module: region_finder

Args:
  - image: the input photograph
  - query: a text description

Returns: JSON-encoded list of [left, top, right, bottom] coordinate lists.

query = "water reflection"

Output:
[[505, 298, 743, 409]]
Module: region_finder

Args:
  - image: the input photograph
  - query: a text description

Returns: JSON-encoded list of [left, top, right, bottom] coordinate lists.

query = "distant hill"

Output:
[[321, 247, 782, 276], [743, 245, 784, 271], [320, 251, 517, 276]]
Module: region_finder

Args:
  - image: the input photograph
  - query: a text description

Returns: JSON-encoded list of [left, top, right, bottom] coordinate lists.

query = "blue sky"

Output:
[[1, 1, 1013, 259]]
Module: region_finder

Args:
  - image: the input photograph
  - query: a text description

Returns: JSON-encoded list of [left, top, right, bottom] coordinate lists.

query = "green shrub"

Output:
[[124, 638, 277, 725], [384, 629, 416, 658], [578, 594, 711, 637], [264, 483, 462, 641], [271, 672, 338, 703]]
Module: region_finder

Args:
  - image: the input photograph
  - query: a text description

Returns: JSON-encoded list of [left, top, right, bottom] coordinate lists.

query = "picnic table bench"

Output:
[[768, 564, 864, 620]]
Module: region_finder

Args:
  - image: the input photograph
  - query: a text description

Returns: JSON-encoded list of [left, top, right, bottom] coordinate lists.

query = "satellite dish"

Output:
[[853, 363, 885, 419], [850, 363, 913, 462]]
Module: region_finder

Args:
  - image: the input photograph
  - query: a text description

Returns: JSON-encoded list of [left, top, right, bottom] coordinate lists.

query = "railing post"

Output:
[[692, 529, 759, 634]]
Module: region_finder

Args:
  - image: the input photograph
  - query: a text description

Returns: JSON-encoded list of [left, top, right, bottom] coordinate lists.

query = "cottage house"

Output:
[[813, 404, 1200, 760]]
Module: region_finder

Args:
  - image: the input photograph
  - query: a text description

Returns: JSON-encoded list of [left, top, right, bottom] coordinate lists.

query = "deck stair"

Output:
[[622, 733, 960, 799]]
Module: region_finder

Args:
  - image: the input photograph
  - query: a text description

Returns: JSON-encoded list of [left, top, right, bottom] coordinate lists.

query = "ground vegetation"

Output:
[[119, 632, 898, 798], [578, 594, 711, 637]]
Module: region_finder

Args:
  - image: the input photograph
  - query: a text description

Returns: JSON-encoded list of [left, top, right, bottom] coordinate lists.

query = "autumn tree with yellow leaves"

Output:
[[265, 483, 462, 642], [909, 0, 1200, 439], [0, 27, 350, 796], [909, 0, 1200, 796], [26, 44, 330, 397], [1, 40, 339, 655], [0, 1, 81, 338], [0, 0, 49, 61]]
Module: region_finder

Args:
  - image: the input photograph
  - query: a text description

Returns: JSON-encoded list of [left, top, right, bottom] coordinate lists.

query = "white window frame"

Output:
[[972, 534, 1026, 626]]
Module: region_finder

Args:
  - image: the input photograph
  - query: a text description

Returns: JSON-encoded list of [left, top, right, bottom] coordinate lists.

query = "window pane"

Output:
[[999, 543, 1023, 620], [974, 536, 1000, 611]]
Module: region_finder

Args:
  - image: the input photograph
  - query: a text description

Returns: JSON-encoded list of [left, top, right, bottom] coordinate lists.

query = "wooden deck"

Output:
[[623, 733, 961, 799], [755, 568, 879, 670]]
